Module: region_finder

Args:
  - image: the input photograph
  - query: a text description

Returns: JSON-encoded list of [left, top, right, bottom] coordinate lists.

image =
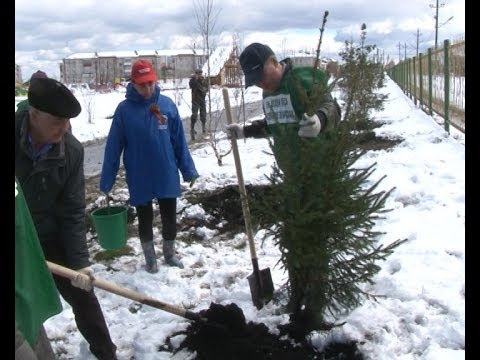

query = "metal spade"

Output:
[[222, 88, 274, 309]]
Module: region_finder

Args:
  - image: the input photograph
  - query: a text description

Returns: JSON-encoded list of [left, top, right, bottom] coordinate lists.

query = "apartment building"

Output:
[[61, 49, 207, 86]]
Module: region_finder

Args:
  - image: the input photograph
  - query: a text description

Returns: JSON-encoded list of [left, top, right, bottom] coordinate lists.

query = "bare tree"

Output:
[[192, 0, 221, 127], [206, 33, 253, 166], [78, 84, 96, 124], [192, 0, 234, 166]]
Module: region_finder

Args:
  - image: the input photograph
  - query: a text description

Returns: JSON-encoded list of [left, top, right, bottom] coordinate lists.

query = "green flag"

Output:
[[15, 178, 62, 346]]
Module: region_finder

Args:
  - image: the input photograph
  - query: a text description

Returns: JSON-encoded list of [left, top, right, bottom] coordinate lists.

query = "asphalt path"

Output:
[[83, 100, 264, 178]]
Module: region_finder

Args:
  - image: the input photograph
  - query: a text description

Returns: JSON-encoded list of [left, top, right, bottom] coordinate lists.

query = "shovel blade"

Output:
[[248, 268, 274, 309]]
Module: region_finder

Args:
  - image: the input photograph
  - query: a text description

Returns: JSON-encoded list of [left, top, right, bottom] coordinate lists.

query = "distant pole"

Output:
[[434, 0, 440, 49], [430, 0, 445, 50], [416, 29, 421, 58]]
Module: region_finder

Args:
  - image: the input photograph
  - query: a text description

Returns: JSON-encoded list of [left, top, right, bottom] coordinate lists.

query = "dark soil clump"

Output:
[[165, 303, 364, 360]]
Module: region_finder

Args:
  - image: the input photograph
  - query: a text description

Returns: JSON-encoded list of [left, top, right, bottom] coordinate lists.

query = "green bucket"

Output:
[[91, 206, 128, 250]]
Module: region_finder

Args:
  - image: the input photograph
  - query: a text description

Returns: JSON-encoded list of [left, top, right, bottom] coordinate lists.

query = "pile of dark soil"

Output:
[[164, 303, 364, 360]]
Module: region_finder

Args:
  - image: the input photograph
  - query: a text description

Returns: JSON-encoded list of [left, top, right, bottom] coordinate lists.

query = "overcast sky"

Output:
[[15, 0, 465, 81]]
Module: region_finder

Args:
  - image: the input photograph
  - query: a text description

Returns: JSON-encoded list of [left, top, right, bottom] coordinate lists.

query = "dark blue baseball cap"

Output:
[[239, 43, 275, 88]]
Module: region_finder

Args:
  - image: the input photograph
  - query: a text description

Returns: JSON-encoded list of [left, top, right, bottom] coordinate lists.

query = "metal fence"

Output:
[[387, 39, 465, 133]]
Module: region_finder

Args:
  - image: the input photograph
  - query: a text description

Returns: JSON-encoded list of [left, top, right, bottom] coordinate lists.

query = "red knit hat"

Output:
[[131, 60, 157, 84]]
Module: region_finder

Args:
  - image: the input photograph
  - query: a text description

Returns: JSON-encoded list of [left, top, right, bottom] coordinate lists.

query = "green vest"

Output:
[[15, 178, 62, 346], [262, 65, 329, 128], [262, 64, 330, 170]]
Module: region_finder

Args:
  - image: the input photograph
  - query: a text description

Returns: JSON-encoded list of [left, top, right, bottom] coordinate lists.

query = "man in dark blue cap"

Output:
[[238, 43, 275, 88], [227, 42, 340, 140], [15, 78, 118, 360], [226, 42, 342, 330]]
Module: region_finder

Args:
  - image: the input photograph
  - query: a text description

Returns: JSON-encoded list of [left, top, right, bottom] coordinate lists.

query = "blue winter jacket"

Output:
[[100, 83, 199, 206]]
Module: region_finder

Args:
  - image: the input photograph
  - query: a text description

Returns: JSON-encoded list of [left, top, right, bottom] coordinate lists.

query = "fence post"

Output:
[[398, 62, 402, 92], [443, 39, 450, 133], [419, 53, 423, 109], [409, 58, 413, 100], [404, 60, 408, 94], [404, 59, 410, 96], [399, 62, 403, 92], [428, 48, 433, 116], [413, 56, 417, 106]]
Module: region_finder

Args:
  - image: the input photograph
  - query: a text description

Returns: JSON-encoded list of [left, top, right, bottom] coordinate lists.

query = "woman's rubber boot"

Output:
[[141, 241, 158, 273], [163, 240, 184, 268]]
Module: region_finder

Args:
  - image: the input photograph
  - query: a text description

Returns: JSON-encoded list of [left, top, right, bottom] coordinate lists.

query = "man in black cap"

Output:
[[188, 68, 209, 140], [16, 72, 73, 133], [15, 78, 118, 360]]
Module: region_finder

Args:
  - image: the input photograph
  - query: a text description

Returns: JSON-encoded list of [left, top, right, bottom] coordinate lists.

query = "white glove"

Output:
[[226, 124, 245, 139], [71, 266, 95, 291], [298, 113, 321, 138]]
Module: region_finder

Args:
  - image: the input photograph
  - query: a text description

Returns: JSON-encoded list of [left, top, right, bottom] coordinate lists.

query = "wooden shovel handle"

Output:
[[222, 88, 258, 262], [46, 261, 203, 322]]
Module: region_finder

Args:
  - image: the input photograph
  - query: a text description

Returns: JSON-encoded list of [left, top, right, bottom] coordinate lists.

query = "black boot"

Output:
[[190, 125, 196, 141], [202, 122, 206, 134]]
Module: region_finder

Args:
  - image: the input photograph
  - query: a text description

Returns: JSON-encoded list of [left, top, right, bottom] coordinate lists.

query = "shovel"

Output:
[[46, 261, 204, 322], [222, 88, 274, 310]]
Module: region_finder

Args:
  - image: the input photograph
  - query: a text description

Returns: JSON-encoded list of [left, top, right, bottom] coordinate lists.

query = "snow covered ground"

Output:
[[16, 76, 465, 359]]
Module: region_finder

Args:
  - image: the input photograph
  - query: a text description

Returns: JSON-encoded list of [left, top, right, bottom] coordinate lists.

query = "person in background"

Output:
[[16, 70, 48, 113], [15, 178, 63, 360], [188, 69, 209, 140], [100, 59, 199, 273], [15, 78, 118, 360], [226, 42, 341, 326]]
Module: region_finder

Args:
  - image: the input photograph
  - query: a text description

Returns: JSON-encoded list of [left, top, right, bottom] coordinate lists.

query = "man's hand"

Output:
[[226, 124, 245, 139], [298, 113, 321, 138], [71, 267, 95, 291]]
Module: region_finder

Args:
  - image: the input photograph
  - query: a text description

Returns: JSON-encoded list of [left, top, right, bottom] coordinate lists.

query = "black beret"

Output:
[[28, 78, 81, 118]]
